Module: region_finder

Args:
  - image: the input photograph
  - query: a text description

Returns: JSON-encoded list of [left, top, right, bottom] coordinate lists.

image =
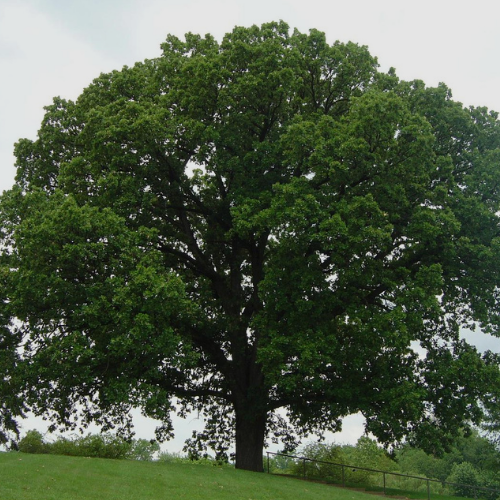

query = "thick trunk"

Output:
[[234, 408, 267, 472]]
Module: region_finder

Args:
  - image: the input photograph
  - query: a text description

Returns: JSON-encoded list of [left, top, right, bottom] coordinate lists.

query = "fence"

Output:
[[265, 451, 500, 500]]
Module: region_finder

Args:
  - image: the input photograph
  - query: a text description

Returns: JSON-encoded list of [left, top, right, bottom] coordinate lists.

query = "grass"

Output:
[[365, 486, 467, 500], [0, 452, 381, 500], [268, 472, 475, 500]]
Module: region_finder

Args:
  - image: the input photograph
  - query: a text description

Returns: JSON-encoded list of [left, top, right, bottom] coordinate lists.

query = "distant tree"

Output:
[[455, 430, 500, 472], [396, 430, 500, 482], [1, 21, 500, 472], [290, 438, 396, 485], [0, 268, 24, 449], [130, 438, 161, 461], [342, 437, 397, 473], [482, 395, 500, 448], [447, 462, 482, 498], [17, 430, 48, 454], [396, 445, 460, 483], [291, 441, 344, 482]]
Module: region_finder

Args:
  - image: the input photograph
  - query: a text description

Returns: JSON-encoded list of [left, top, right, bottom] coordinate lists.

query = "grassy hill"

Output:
[[0, 452, 374, 500]]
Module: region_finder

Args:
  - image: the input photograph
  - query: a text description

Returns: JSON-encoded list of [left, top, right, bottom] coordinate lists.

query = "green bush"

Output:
[[74, 433, 132, 459], [447, 462, 481, 498], [49, 436, 79, 456], [17, 430, 146, 460], [289, 438, 397, 487], [158, 451, 186, 464], [290, 442, 345, 483], [265, 453, 295, 474], [157, 450, 234, 468], [129, 439, 160, 461], [341, 437, 397, 486], [447, 462, 500, 500], [395, 445, 457, 482], [18, 430, 48, 454]]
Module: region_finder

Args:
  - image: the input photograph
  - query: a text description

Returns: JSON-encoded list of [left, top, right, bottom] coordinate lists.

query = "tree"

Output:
[[0, 261, 25, 449], [1, 21, 500, 472], [482, 394, 500, 448], [447, 462, 482, 498], [396, 430, 500, 482]]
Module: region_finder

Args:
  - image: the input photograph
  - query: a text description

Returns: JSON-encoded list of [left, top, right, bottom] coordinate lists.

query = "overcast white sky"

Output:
[[2, 0, 500, 452]]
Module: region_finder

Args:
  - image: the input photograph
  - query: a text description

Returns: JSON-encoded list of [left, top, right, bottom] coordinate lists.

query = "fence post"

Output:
[[383, 472, 386, 496], [342, 464, 345, 487], [427, 479, 430, 500], [303, 458, 306, 478], [267, 452, 270, 474]]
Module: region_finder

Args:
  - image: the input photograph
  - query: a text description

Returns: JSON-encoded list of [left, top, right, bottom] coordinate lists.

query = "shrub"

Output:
[[18, 430, 134, 459], [290, 442, 345, 483], [447, 462, 481, 498], [129, 439, 160, 461], [75, 433, 132, 459], [341, 437, 397, 486], [447, 463, 500, 500], [49, 435, 80, 456], [158, 451, 186, 464], [265, 453, 295, 474], [18, 430, 48, 454], [395, 445, 456, 482], [288, 439, 399, 487]]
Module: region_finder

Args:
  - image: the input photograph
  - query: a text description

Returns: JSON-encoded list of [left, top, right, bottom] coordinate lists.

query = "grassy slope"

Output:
[[0, 452, 374, 500]]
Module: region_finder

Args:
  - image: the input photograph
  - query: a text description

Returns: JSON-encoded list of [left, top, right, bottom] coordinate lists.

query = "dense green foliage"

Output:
[[447, 463, 483, 498], [482, 397, 500, 447], [282, 437, 395, 485], [2, 21, 500, 471], [397, 431, 500, 482], [0, 278, 25, 448], [396, 432, 500, 500], [273, 434, 500, 499], [17, 430, 159, 460]]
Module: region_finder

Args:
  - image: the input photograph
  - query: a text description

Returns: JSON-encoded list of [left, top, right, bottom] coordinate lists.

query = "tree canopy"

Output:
[[1, 21, 500, 471]]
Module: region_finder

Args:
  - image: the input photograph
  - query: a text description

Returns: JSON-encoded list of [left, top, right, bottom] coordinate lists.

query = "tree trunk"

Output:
[[234, 408, 267, 472]]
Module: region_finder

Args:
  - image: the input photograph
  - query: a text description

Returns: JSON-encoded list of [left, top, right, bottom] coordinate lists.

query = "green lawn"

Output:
[[366, 486, 469, 500], [0, 452, 378, 500]]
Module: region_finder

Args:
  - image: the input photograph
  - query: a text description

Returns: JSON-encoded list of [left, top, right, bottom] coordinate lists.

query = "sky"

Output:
[[1, 0, 500, 453]]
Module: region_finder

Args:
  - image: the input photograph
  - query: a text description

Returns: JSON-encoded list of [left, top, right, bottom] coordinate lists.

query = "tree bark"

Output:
[[234, 407, 267, 472]]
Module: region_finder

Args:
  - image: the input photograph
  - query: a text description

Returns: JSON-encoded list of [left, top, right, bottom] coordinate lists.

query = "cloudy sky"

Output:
[[1, 0, 500, 451]]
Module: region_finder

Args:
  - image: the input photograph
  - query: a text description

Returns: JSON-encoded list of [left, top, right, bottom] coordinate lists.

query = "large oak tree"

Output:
[[1, 22, 500, 471]]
